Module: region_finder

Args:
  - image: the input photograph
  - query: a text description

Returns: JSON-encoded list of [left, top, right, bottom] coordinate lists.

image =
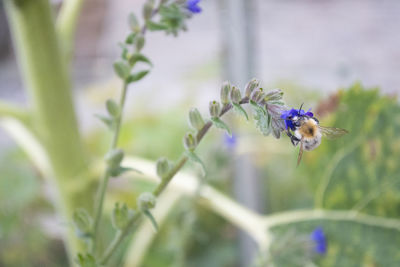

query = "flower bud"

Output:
[[135, 35, 145, 51], [251, 89, 265, 103], [143, 1, 153, 21], [138, 192, 156, 210], [183, 132, 197, 151], [220, 81, 231, 105], [111, 203, 132, 230], [156, 157, 170, 178], [245, 79, 260, 98], [209, 100, 221, 118], [265, 88, 283, 101], [105, 149, 124, 167], [73, 208, 92, 237], [230, 86, 242, 104], [106, 99, 120, 118], [188, 108, 205, 130]]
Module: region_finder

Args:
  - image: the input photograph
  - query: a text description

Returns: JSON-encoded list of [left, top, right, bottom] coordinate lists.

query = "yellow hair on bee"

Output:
[[298, 118, 319, 139]]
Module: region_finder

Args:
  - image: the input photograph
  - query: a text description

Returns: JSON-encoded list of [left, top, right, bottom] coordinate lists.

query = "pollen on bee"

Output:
[[299, 119, 318, 139]]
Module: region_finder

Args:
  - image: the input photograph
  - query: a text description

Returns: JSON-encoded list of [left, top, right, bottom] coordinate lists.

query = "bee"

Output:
[[281, 104, 349, 165]]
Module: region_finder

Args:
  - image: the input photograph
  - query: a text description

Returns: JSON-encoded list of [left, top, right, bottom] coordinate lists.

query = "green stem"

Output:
[[92, 82, 128, 252], [5, 0, 88, 264], [0, 100, 29, 124], [99, 98, 250, 264], [56, 0, 85, 63]]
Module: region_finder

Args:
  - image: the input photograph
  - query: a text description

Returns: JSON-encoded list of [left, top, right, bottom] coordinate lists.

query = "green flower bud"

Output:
[[220, 81, 231, 105], [156, 157, 171, 179], [209, 100, 221, 118], [230, 86, 242, 104], [128, 13, 140, 32], [188, 108, 205, 130], [138, 192, 156, 210], [106, 99, 120, 118], [105, 149, 124, 167], [143, 1, 153, 21], [73, 208, 92, 237], [183, 132, 197, 151], [245, 79, 260, 98], [111, 203, 133, 230], [251, 89, 265, 103], [265, 88, 283, 101], [135, 35, 145, 52]]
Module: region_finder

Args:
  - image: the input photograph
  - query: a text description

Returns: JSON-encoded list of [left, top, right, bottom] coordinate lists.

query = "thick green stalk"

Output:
[[5, 0, 88, 263]]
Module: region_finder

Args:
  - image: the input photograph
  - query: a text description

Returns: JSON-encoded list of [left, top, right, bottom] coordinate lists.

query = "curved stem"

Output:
[[0, 100, 29, 124], [264, 209, 400, 231], [314, 137, 364, 208]]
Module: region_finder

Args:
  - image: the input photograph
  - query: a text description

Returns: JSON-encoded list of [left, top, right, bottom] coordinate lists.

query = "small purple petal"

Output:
[[224, 133, 236, 148], [310, 227, 327, 255], [187, 0, 202, 13]]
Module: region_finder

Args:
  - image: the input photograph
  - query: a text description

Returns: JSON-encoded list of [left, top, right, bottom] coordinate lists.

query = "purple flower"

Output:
[[280, 107, 314, 130], [186, 0, 202, 13], [310, 227, 327, 254], [224, 133, 236, 149]]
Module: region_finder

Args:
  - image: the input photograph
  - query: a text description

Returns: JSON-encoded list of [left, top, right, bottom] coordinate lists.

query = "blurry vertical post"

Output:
[[219, 0, 261, 266]]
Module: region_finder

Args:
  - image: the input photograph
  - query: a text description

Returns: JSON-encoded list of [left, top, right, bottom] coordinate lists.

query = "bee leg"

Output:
[[286, 130, 300, 146]]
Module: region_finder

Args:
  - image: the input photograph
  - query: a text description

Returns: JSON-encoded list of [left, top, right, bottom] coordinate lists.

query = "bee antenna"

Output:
[[299, 103, 304, 111]]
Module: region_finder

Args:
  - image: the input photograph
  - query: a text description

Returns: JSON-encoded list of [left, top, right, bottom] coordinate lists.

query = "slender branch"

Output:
[[99, 98, 251, 264], [263, 209, 400, 231], [92, 82, 128, 252], [314, 137, 364, 208], [56, 0, 85, 63], [0, 100, 29, 124]]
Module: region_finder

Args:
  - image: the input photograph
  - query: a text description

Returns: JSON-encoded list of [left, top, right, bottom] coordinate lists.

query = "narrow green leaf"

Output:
[[143, 210, 158, 232], [233, 103, 249, 121], [250, 100, 266, 115], [106, 99, 120, 118], [109, 166, 142, 177], [128, 13, 139, 31], [126, 70, 150, 83], [129, 53, 153, 67], [146, 21, 169, 31], [211, 117, 232, 137], [113, 61, 131, 79], [125, 32, 137, 44], [185, 151, 206, 177], [94, 114, 115, 130]]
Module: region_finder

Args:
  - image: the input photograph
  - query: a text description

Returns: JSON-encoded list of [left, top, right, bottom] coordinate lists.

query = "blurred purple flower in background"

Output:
[[224, 133, 236, 149], [186, 0, 202, 13], [310, 227, 327, 254]]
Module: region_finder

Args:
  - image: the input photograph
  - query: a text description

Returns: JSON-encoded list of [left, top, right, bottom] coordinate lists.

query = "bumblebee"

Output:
[[281, 105, 348, 165]]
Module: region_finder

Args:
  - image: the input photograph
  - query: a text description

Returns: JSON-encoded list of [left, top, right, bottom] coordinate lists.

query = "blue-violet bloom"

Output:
[[224, 133, 236, 149], [310, 227, 327, 254], [187, 0, 202, 13], [280, 108, 313, 130]]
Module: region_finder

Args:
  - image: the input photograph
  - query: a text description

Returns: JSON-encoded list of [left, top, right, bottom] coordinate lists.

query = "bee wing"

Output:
[[318, 125, 349, 140], [297, 139, 304, 166]]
